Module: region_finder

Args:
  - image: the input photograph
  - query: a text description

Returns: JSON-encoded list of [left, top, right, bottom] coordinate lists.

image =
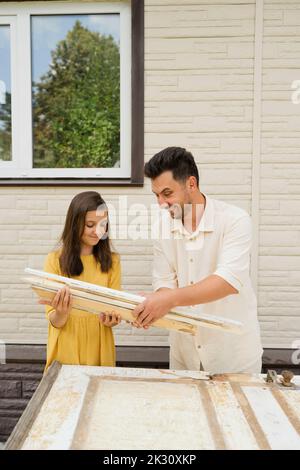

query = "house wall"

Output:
[[0, 0, 299, 351]]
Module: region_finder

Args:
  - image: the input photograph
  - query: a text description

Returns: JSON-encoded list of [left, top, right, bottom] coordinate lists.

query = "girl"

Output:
[[40, 191, 121, 372]]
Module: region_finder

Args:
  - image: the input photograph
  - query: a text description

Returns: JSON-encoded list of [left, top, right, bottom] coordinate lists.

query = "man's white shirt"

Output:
[[152, 194, 263, 374]]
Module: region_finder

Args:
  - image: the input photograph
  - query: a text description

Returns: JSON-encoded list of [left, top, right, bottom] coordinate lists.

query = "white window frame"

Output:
[[0, 2, 131, 179], [0, 16, 17, 169]]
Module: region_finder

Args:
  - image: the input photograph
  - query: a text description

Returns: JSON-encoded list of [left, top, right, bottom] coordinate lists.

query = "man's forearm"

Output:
[[169, 275, 238, 308], [132, 276, 238, 327]]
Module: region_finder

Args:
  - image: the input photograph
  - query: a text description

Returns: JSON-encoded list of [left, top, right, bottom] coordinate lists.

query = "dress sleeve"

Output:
[[43, 252, 60, 319]]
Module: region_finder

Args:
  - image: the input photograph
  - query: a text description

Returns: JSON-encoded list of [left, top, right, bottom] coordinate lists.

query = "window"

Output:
[[0, 17, 16, 166], [0, 1, 144, 185], [0, 24, 11, 162]]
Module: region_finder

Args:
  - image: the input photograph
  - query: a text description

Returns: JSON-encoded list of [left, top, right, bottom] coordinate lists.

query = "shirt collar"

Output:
[[170, 193, 215, 238]]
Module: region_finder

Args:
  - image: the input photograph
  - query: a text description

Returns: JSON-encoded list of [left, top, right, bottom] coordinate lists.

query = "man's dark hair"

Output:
[[144, 147, 199, 186]]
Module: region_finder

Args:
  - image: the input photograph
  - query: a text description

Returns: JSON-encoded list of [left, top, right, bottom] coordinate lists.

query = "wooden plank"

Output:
[[205, 381, 260, 450], [242, 386, 300, 450], [24, 268, 243, 335], [196, 382, 227, 450], [32, 285, 197, 335], [4, 361, 62, 450], [70, 376, 216, 450], [230, 382, 271, 450], [271, 388, 300, 438]]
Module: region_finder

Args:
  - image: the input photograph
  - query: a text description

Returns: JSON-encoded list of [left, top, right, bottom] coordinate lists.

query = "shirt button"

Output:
[[190, 281, 194, 285], [190, 259, 193, 262]]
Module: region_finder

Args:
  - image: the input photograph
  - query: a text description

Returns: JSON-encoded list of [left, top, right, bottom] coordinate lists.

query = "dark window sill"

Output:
[[0, 178, 144, 187]]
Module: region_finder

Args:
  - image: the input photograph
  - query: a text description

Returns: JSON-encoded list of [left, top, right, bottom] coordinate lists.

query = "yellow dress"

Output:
[[44, 250, 121, 372]]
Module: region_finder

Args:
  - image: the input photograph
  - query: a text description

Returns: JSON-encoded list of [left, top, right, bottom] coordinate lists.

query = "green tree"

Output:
[[0, 91, 12, 161], [33, 21, 120, 168]]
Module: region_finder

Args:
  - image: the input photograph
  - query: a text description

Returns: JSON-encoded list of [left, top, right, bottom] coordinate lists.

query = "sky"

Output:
[[0, 14, 120, 134], [0, 25, 11, 97], [0, 14, 120, 93], [31, 14, 120, 83]]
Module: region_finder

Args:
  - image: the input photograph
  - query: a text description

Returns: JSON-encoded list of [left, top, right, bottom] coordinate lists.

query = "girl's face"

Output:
[[81, 210, 108, 247]]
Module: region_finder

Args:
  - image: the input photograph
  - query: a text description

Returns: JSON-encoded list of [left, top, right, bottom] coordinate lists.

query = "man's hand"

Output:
[[132, 290, 175, 328], [131, 275, 238, 329]]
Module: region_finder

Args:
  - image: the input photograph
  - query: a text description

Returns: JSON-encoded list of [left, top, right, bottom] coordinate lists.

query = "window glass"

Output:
[[0, 25, 11, 162], [31, 14, 120, 169]]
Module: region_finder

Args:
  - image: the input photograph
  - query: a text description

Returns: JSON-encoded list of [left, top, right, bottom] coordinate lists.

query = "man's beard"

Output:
[[168, 199, 191, 220]]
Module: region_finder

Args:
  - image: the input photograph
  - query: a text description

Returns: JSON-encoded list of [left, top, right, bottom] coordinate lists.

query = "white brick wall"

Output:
[[260, 0, 300, 348], [0, 0, 299, 349]]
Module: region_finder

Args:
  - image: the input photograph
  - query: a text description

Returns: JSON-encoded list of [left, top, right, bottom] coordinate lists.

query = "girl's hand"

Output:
[[39, 286, 72, 328], [99, 311, 121, 327]]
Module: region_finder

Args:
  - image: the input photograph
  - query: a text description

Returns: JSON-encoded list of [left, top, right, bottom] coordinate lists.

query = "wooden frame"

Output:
[[5, 364, 300, 450], [0, 0, 144, 186], [4, 361, 62, 450], [24, 268, 243, 335]]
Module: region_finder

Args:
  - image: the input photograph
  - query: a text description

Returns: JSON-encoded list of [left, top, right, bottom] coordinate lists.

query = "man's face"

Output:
[[151, 171, 193, 219]]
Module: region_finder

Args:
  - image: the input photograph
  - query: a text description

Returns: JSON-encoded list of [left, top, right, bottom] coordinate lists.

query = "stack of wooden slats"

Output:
[[24, 268, 242, 336]]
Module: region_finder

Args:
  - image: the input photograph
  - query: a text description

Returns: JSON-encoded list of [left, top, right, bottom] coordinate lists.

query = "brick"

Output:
[[260, 231, 300, 246], [0, 417, 19, 438], [0, 231, 18, 244], [278, 318, 300, 331], [0, 210, 29, 224], [0, 380, 22, 398], [22, 380, 40, 399], [29, 215, 64, 225], [0, 319, 18, 332], [228, 43, 254, 58], [280, 201, 300, 215], [0, 363, 44, 381], [0, 196, 16, 209], [16, 200, 48, 210], [1, 288, 31, 300], [0, 398, 29, 411], [47, 200, 70, 216], [19, 230, 51, 241], [158, 101, 212, 117], [206, 5, 255, 20], [0, 408, 24, 419], [19, 319, 47, 329], [284, 10, 300, 25]]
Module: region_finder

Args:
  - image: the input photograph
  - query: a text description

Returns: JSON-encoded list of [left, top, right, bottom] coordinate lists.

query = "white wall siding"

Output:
[[260, 0, 300, 347], [0, 0, 299, 349]]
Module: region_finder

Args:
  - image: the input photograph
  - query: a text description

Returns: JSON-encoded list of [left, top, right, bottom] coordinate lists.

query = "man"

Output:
[[132, 146, 263, 374]]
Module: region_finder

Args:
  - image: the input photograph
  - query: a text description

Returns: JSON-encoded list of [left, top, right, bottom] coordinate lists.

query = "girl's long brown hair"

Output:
[[59, 191, 113, 276]]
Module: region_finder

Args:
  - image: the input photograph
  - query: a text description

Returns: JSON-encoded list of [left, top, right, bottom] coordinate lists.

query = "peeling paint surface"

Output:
[[21, 365, 300, 450]]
